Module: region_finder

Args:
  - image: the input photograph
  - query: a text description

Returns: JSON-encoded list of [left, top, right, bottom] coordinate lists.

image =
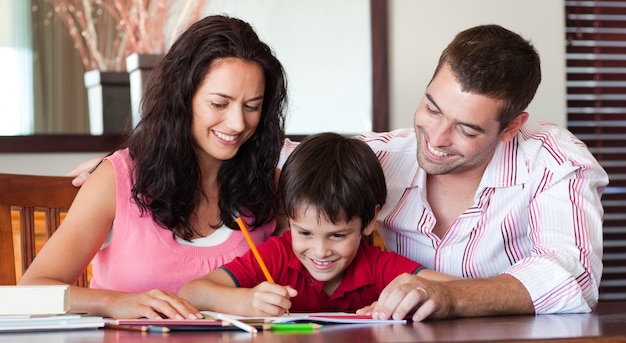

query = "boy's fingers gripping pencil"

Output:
[[236, 217, 289, 315]]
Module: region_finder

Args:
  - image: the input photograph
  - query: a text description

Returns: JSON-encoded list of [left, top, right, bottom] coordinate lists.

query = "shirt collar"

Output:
[[480, 134, 529, 189], [286, 237, 377, 295]]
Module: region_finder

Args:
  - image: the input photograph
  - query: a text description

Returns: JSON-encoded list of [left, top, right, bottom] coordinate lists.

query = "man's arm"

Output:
[[368, 169, 606, 321], [368, 273, 534, 321]]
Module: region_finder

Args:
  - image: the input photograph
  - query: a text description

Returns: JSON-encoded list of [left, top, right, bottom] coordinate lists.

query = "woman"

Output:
[[19, 15, 287, 320]]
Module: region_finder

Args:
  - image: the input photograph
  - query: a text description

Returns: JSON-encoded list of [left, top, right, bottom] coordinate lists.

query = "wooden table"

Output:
[[2, 301, 626, 342]]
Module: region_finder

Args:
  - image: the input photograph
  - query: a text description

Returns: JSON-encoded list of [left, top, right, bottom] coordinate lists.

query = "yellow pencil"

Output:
[[236, 217, 275, 283], [236, 217, 289, 315]]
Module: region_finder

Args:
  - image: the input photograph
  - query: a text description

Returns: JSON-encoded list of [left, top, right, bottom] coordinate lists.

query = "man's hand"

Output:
[[358, 273, 534, 321], [358, 274, 453, 321], [66, 155, 106, 187]]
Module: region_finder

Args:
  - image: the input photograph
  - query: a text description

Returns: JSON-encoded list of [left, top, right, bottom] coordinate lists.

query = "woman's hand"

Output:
[[106, 289, 203, 319]]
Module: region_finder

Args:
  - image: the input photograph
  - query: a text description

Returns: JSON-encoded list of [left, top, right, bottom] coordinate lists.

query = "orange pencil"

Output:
[[236, 217, 274, 283], [236, 217, 289, 315]]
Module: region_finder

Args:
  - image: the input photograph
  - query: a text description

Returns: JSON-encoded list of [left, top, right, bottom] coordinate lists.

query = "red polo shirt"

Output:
[[221, 231, 424, 312]]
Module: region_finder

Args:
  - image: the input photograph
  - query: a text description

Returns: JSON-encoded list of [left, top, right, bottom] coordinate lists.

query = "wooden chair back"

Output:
[[0, 173, 86, 286]]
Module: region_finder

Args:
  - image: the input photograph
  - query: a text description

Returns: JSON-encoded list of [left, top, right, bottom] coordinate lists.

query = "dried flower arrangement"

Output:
[[42, 0, 207, 71]]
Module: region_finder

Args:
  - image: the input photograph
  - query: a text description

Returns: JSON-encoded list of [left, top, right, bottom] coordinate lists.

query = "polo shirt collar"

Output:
[[286, 239, 377, 295]]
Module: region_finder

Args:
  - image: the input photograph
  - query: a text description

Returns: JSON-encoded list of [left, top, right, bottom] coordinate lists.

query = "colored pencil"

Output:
[[104, 323, 149, 332], [104, 323, 170, 333], [214, 312, 257, 334], [236, 217, 290, 316], [262, 323, 323, 332], [147, 325, 170, 333], [236, 217, 274, 283]]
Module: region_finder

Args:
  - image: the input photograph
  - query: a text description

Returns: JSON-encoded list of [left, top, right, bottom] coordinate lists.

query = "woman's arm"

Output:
[[19, 161, 200, 319]]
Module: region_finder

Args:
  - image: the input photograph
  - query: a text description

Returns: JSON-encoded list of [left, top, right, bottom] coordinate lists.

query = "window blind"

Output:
[[566, 0, 626, 301]]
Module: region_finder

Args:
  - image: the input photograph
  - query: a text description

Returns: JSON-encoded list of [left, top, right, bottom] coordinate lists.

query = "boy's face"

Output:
[[289, 207, 375, 294]]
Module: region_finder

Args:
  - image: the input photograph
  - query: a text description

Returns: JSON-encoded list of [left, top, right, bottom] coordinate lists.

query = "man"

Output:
[[351, 24, 608, 321]]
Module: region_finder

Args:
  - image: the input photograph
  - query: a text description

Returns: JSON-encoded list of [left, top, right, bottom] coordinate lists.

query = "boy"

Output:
[[178, 132, 453, 316]]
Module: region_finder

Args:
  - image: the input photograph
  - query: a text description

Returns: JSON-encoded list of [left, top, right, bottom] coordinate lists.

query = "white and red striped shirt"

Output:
[[279, 118, 608, 314]]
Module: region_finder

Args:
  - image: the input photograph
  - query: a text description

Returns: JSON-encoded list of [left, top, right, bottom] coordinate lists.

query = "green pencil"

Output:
[[262, 323, 323, 332]]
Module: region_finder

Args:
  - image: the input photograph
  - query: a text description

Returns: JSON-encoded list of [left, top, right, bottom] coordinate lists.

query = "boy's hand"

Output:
[[356, 301, 377, 317], [247, 282, 297, 316]]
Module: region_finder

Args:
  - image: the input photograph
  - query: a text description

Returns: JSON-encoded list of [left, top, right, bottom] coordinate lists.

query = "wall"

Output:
[[389, 0, 566, 129], [0, 152, 106, 176], [203, 0, 373, 136], [0, 0, 565, 175]]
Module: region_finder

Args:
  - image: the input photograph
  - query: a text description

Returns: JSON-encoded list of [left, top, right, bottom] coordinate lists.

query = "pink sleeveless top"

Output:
[[89, 149, 275, 293]]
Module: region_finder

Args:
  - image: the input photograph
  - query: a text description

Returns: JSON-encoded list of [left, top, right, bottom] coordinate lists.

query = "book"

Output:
[[203, 311, 407, 325], [0, 285, 69, 315], [267, 313, 407, 325], [0, 314, 104, 332]]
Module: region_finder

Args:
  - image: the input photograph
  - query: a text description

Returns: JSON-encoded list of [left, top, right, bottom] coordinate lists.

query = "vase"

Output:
[[126, 53, 164, 128], [83, 70, 132, 135]]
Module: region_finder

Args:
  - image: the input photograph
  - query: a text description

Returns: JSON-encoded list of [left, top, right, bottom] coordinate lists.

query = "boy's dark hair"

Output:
[[432, 24, 541, 131], [278, 132, 386, 230]]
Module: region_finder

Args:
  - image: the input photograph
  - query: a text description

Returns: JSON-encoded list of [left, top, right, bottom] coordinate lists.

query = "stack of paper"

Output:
[[0, 314, 104, 332], [0, 285, 69, 315]]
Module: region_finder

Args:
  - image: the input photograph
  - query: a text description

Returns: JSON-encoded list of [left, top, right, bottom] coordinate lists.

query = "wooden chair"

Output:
[[0, 173, 87, 286]]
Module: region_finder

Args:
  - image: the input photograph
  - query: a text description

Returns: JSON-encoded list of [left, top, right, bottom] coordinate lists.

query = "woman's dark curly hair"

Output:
[[127, 15, 287, 240]]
